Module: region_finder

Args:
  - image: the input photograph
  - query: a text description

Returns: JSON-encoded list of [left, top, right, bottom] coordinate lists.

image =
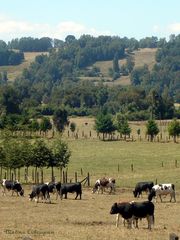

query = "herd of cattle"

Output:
[[0, 178, 177, 230]]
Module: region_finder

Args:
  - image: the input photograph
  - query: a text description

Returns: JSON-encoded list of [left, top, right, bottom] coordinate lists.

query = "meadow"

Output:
[[0, 118, 179, 240]]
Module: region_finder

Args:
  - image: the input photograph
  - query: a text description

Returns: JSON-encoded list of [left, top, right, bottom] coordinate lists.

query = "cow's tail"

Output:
[[172, 184, 175, 191]]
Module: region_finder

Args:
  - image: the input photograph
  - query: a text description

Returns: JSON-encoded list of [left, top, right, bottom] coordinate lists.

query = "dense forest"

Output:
[[0, 34, 179, 130]]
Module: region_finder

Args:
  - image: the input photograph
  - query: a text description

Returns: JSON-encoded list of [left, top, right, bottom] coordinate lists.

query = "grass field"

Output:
[[0, 117, 180, 239], [0, 187, 180, 240]]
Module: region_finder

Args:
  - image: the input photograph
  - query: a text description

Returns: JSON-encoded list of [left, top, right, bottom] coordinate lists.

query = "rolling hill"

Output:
[[0, 48, 157, 85]]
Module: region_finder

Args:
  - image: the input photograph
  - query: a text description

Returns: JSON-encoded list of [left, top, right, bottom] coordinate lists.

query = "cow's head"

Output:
[[133, 190, 138, 198], [110, 203, 118, 214], [148, 189, 156, 201], [29, 192, 36, 201], [92, 181, 100, 193], [20, 189, 24, 196]]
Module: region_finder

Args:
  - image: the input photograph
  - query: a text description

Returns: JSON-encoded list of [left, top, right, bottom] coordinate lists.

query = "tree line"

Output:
[[0, 135, 71, 182], [94, 113, 180, 143]]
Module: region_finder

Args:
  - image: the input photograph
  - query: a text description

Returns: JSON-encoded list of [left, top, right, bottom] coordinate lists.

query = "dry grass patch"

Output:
[[0, 52, 48, 81], [0, 187, 180, 240]]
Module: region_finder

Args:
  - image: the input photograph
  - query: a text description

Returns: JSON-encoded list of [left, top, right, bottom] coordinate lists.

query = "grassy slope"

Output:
[[93, 48, 157, 86], [1, 48, 156, 84], [0, 52, 48, 81]]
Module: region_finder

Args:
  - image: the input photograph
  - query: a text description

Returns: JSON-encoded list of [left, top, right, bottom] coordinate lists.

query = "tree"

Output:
[[69, 122, 76, 136], [53, 108, 69, 133], [48, 139, 71, 181], [39, 117, 52, 136], [146, 119, 159, 142], [113, 53, 120, 80], [94, 113, 115, 140], [31, 140, 53, 183], [168, 119, 180, 143], [115, 114, 131, 139]]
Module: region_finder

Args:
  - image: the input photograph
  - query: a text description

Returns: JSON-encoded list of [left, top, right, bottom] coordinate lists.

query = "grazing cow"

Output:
[[29, 184, 51, 203], [46, 182, 61, 200], [60, 182, 82, 200], [1, 179, 24, 196], [92, 177, 115, 194], [133, 181, 154, 198], [110, 201, 154, 230], [148, 183, 176, 202]]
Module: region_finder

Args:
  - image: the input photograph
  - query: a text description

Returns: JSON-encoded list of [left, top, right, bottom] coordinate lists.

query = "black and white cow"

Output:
[[1, 179, 24, 196], [133, 181, 154, 198], [110, 201, 154, 230], [148, 183, 176, 202], [60, 182, 82, 200], [92, 177, 115, 194], [45, 182, 61, 200], [29, 184, 51, 203]]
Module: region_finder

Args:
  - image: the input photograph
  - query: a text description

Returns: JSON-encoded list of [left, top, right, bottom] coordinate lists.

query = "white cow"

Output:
[[92, 177, 115, 194], [148, 183, 176, 202]]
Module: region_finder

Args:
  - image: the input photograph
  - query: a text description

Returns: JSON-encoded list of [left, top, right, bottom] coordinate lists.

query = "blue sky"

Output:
[[1, 0, 180, 42]]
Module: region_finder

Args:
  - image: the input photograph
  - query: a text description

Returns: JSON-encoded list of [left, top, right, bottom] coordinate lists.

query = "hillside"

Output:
[[0, 52, 48, 81], [0, 48, 156, 84], [92, 48, 157, 86]]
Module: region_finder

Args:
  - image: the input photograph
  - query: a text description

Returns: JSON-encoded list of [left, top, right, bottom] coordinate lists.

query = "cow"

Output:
[[133, 181, 154, 198], [110, 201, 154, 230], [92, 177, 115, 194], [148, 183, 176, 202], [29, 184, 51, 203], [1, 179, 24, 196], [60, 182, 82, 200], [45, 182, 61, 200]]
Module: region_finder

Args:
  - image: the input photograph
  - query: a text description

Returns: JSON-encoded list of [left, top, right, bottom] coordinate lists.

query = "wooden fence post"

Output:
[[175, 160, 177, 168], [37, 172, 39, 184], [63, 171, 65, 183], [87, 172, 90, 187], [118, 164, 120, 172], [131, 164, 134, 172], [81, 168, 83, 176], [32, 169, 34, 183], [75, 172, 77, 183], [65, 171, 67, 183], [162, 161, 164, 167]]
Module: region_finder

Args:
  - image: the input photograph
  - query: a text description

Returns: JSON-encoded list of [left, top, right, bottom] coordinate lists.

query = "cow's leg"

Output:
[[11, 190, 15, 196], [159, 194, 162, 202], [2, 187, 6, 196], [132, 217, 138, 228], [46, 192, 51, 204], [75, 192, 78, 199], [65, 192, 67, 199], [147, 215, 153, 230], [171, 191, 176, 202], [127, 218, 132, 229], [116, 213, 120, 227]]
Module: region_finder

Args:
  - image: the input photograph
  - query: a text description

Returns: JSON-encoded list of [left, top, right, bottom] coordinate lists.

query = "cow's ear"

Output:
[[114, 202, 117, 207]]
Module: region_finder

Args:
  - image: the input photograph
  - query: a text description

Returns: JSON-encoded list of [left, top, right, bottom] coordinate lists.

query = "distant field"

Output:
[[0, 52, 48, 81], [93, 48, 157, 86], [133, 48, 157, 70]]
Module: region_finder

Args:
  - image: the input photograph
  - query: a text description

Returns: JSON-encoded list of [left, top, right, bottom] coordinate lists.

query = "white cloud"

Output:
[[167, 23, 180, 33], [0, 14, 111, 42], [152, 23, 180, 38]]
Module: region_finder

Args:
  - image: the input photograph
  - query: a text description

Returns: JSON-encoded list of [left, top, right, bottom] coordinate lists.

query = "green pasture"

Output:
[[66, 139, 180, 188], [17, 138, 179, 190]]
